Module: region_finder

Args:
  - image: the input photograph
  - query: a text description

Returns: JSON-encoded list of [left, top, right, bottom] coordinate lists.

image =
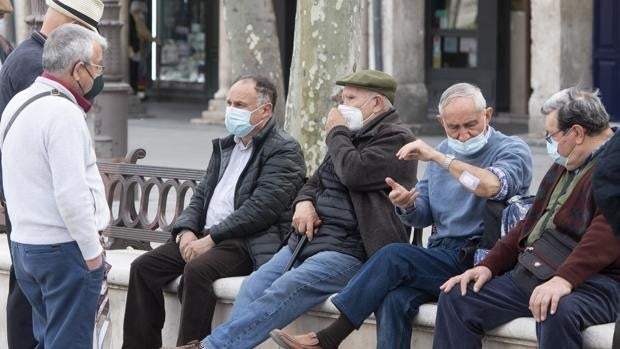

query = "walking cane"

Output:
[[283, 233, 307, 272]]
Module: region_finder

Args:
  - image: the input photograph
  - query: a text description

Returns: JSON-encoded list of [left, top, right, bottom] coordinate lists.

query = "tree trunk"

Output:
[[223, 0, 285, 125], [284, 0, 364, 174]]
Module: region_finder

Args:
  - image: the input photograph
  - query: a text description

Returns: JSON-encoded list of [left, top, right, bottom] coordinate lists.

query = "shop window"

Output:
[[425, 0, 510, 113], [430, 0, 478, 69], [152, 0, 207, 83]]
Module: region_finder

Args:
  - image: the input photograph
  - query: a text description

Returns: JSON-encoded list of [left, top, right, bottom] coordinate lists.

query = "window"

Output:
[[430, 0, 478, 69]]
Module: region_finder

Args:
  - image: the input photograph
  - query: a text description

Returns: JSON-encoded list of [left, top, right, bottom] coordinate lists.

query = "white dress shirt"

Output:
[[204, 137, 253, 229]]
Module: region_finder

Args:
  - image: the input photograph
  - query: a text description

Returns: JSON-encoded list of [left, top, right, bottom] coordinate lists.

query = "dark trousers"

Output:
[[433, 273, 620, 349], [121, 238, 253, 349], [5, 207, 38, 349]]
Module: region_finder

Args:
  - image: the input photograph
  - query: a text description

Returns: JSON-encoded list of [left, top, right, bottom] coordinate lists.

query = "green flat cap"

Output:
[[336, 69, 397, 103]]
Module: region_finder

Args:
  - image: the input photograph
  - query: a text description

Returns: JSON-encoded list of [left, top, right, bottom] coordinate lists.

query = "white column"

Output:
[[528, 0, 593, 135], [93, 0, 130, 160], [192, 0, 230, 124], [387, 0, 427, 125]]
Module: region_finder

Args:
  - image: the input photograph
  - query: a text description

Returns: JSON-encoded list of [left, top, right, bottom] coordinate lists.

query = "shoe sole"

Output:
[[269, 330, 293, 349]]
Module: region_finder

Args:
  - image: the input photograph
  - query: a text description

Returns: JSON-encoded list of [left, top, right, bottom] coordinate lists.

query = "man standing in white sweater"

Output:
[[0, 24, 109, 348]]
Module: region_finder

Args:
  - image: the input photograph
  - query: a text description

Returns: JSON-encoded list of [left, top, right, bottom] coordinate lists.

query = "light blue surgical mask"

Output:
[[446, 127, 490, 156], [545, 128, 575, 167], [224, 104, 267, 137], [546, 138, 568, 167]]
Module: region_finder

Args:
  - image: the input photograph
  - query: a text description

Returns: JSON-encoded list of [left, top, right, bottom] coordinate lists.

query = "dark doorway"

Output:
[[593, 0, 620, 121], [424, 0, 510, 114]]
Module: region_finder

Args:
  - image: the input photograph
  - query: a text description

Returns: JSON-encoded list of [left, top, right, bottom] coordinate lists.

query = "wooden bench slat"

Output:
[[103, 226, 170, 243], [98, 162, 205, 181]]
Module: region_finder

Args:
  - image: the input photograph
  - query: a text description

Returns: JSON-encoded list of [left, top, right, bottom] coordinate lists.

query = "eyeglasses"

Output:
[[544, 129, 563, 143], [87, 63, 105, 76]]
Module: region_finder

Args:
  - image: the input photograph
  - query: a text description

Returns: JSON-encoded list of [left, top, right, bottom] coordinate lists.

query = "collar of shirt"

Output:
[[41, 72, 92, 113], [234, 136, 253, 151], [32, 31, 47, 47]]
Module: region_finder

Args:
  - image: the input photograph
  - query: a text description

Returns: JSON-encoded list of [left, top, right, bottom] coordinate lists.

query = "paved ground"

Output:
[[123, 100, 553, 193]]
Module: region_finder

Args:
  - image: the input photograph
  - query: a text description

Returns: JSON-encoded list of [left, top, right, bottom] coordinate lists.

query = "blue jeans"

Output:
[[11, 241, 104, 349], [331, 239, 469, 349], [203, 246, 362, 349], [433, 273, 620, 349]]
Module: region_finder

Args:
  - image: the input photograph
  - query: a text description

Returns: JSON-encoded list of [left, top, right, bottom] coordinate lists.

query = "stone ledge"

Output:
[[0, 236, 614, 348]]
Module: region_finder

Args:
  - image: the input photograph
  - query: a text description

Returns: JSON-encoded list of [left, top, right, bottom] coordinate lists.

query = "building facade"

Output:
[[4, 0, 618, 136]]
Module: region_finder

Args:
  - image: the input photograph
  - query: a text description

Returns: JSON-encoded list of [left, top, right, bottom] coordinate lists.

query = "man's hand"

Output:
[[178, 230, 198, 262], [85, 253, 103, 271], [325, 107, 346, 134], [440, 266, 493, 296], [529, 276, 573, 322], [396, 140, 442, 162], [386, 177, 418, 209], [183, 234, 216, 262], [292, 200, 322, 241]]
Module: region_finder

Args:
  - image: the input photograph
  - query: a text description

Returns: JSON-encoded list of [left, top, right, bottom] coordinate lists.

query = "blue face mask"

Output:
[[446, 127, 490, 156], [224, 104, 266, 137], [546, 138, 568, 167]]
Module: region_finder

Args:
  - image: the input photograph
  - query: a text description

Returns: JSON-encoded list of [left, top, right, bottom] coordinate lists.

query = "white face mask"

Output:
[[338, 95, 375, 131], [338, 104, 364, 131]]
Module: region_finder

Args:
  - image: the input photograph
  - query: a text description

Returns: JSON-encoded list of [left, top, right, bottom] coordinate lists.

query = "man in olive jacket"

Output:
[[182, 70, 418, 349], [122, 74, 306, 349]]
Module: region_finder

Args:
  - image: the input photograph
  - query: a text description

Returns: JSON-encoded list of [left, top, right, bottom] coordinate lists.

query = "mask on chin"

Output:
[[446, 127, 490, 156]]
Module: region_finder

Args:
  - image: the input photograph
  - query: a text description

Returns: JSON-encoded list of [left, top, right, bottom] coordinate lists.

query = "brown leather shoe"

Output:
[[160, 340, 203, 349], [269, 329, 323, 349]]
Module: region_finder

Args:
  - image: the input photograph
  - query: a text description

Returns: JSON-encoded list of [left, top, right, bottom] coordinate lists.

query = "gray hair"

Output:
[[438, 82, 487, 115], [233, 74, 278, 110], [541, 87, 609, 135], [42, 23, 108, 76]]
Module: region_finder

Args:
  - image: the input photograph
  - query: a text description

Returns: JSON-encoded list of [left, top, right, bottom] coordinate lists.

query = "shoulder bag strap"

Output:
[[1, 89, 71, 146]]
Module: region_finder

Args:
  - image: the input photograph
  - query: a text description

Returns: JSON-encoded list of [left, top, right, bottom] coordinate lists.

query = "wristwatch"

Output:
[[175, 231, 187, 244], [442, 154, 455, 170]]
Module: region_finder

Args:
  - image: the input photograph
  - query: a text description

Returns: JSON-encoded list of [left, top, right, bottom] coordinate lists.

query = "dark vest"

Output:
[[290, 155, 365, 262]]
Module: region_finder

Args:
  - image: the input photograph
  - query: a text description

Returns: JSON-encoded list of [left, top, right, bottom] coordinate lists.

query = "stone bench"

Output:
[[0, 149, 615, 348], [0, 241, 613, 348]]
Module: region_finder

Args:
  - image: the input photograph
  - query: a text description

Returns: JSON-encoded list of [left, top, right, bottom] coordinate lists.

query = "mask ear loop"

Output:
[[250, 102, 273, 130], [72, 61, 87, 94], [361, 95, 380, 126], [559, 127, 577, 167]]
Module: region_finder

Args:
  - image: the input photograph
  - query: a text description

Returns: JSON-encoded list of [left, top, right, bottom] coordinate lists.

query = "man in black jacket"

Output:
[[122, 74, 306, 349], [593, 129, 620, 237], [174, 70, 418, 349], [0, 2, 105, 348], [592, 129, 620, 348]]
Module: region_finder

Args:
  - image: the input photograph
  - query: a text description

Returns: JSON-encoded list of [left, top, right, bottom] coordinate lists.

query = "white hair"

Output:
[[42, 23, 108, 76], [437, 82, 487, 115]]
